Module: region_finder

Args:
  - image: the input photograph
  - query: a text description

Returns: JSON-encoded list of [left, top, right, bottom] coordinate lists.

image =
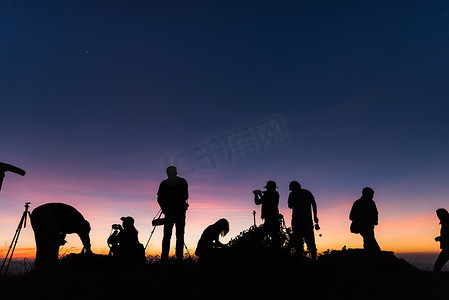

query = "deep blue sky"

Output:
[[1, 1, 449, 254]]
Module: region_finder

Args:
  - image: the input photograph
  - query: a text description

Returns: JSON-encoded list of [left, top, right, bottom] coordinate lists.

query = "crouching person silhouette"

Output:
[[107, 216, 145, 266], [195, 219, 229, 262], [30, 203, 92, 269], [433, 208, 449, 272]]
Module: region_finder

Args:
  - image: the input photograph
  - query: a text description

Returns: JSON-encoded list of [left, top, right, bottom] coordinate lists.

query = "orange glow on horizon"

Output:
[[1, 175, 446, 264]]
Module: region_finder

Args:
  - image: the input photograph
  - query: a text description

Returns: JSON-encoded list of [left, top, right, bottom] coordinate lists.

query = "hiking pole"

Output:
[[0, 202, 31, 274], [253, 210, 256, 227]]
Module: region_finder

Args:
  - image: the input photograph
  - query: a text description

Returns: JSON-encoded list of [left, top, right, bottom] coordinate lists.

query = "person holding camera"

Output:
[[157, 166, 189, 263], [287, 181, 319, 260], [107, 216, 145, 265], [254, 180, 281, 249], [433, 208, 449, 272]]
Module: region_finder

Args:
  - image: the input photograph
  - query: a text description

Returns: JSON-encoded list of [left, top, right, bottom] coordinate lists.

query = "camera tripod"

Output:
[[144, 209, 190, 257], [0, 202, 31, 274]]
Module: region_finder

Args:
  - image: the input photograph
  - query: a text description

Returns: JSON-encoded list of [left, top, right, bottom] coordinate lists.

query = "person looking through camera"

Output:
[[107, 216, 145, 265], [254, 180, 281, 249]]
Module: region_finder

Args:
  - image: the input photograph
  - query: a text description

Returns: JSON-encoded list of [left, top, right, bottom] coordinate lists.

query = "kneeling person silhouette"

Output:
[[195, 219, 229, 262], [108, 216, 145, 265]]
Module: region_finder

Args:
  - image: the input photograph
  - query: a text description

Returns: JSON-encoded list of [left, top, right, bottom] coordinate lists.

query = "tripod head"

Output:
[[23, 202, 31, 228]]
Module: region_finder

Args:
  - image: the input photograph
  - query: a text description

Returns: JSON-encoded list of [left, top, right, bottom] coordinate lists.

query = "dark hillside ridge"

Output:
[[1, 251, 449, 300], [318, 249, 419, 272]]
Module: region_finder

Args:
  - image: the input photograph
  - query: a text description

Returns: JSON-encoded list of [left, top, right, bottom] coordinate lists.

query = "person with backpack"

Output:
[[349, 187, 381, 252]]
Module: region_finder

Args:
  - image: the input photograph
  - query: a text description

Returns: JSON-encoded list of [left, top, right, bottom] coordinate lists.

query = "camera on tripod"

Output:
[[152, 217, 165, 226]]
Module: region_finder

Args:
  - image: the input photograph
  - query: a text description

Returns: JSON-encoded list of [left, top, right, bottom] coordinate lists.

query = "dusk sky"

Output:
[[1, 1, 449, 261]]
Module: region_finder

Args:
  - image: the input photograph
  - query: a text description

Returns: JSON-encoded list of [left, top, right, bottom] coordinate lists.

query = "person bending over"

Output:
[[195, 218, 230, 261]]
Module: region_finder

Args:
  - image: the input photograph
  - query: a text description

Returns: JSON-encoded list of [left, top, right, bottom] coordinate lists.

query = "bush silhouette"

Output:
[[224, 222, 304, 264]]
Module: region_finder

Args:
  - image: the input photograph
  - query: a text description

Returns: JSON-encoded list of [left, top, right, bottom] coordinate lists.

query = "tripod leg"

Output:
[[144, 209, 163, 251], [184, 243, 190, 258], [0, 228, 21, 273], [0, 212, 26, 274], [144, 225, 158, 251]]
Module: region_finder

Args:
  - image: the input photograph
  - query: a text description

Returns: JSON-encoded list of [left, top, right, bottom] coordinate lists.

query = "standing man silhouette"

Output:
[[349, 187, 381, 252], [157, 166, 189, 262], [254, 180, 280, 248], [287, 181, 319, 260]]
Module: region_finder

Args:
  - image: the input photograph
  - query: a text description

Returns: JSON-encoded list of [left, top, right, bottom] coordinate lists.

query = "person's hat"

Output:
[[264, 180, 278, 189], [120, 216, 134, 225]]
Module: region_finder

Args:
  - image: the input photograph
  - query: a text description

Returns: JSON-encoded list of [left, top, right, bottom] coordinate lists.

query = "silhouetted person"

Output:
[[433, 208, 449, 272], [0, 162, 26, 192], [30, 203, 92, 269], [107, 216, 145, 265], [288, 181, 319, 260], [195, 218, 229, 262], [349, 187, 381, 252], [157, 166, 189, 262], [254, 180, 280, 248]]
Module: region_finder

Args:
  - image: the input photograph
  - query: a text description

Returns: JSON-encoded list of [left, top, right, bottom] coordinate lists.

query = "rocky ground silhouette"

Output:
[[1, 225, 449, 299], [1, 250, 449, 300]]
